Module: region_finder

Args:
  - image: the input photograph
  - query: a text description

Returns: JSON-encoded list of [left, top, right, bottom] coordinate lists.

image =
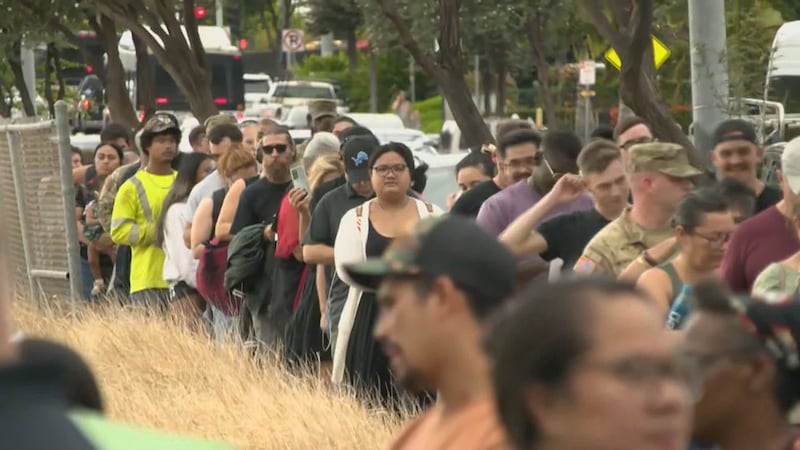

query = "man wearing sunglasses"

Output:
[[477, 130, 594, 237], [614, 115, 654, 166], [230, 126, 295, 236]]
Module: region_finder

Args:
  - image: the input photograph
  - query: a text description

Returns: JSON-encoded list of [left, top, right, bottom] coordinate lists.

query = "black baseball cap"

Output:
[[344, 216, 516, 304], [712, 119, 758, 147], [342, 135, 379, 183]]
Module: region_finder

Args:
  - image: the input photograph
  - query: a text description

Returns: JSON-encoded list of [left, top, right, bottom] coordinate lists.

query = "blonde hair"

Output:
[[308, 153, 345, 193], [217, 144, 257, 179]]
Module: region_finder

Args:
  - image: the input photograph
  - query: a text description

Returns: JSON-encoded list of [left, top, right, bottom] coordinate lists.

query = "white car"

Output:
[[372, 127, 439, 155], [243, 73, 273, 112], [348, 113, 405, 130], [267, 80, 340, 107]]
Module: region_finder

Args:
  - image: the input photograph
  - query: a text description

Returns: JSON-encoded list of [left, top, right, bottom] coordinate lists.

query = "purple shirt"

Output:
[[476, 180, 595, 236]]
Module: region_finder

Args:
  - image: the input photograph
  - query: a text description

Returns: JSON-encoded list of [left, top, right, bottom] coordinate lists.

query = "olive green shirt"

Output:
[[574, 207, 675, 277], [752, 262, 800, 298], [96, 162, 140, 232]]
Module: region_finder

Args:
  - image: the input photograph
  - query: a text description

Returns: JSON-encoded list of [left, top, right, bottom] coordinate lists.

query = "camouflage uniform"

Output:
[[97, 162, 139, 233], [574, 142, 702, 277]]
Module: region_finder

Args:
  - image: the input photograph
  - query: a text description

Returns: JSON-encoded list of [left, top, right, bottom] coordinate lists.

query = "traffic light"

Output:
[[194, 6, 207, 20], [228, 3, 240, 39]]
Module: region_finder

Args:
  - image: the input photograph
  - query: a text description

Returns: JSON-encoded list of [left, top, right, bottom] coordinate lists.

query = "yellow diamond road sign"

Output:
[[604, 35, 671, 71]]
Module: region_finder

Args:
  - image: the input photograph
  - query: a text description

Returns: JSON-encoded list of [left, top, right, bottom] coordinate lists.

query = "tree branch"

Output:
[[578, 0, 627, 52], [624, 0, 652, 73], [377, 0, 441, 79]]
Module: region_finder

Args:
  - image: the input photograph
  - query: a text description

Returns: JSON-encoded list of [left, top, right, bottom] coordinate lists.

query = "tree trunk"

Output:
[[346, 28, 358, 72], [526, 13, 558, 128], [44, 44, 55, 118], [53, 45, 65, 101], [379, 0, 494, 149], [133, 33, 155, 123], [93, 15, 139, 130], [481, 63, 493, 115], [8, 41, 35, 117], [495, 61, 506, 116], [0, 83, 10, 118]]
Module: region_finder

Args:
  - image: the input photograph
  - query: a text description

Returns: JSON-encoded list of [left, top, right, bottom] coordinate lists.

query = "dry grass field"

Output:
[[14, 301, 405, 449]]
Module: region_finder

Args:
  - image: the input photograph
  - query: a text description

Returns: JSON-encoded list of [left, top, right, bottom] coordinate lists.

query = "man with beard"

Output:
[[230, 126, 295, 235], [710, 119, 781, 214], [344, 216, 516, 450], [477, 129, 594, 236]]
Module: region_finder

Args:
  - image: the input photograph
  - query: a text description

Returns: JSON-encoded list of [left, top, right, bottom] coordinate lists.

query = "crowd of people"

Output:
[[51, 105, 800, 449]]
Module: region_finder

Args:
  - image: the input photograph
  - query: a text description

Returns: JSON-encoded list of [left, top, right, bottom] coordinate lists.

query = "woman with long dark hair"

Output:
[[156, 152, 214, 320]]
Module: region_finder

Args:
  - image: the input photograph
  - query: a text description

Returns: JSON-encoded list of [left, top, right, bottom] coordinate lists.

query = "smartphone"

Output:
[[290, 162, 308, 191]]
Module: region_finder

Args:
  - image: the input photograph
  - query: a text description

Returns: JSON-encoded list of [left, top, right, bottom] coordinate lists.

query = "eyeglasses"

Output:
[[259, 144, 289, 155], [691, 231, 731, 247], [582, 354, 702, 400], [621, 136, 655, 150], [504, 155, 539, 170], [372, 163, 408, 176], [542, 155, 566, 181]]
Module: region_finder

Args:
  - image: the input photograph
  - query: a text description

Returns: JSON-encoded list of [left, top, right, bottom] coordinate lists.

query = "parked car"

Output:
[[243, 72, 273, 112], [267, 80, 341, 107], [72, 75, 107, 134]]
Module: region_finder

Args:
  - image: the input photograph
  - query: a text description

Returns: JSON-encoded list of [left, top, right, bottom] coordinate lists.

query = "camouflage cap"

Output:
[[308, 99, 338, 121], [627, 142, 702, 178], [203, 114, 238, 135], [344, 215, 516, 304]]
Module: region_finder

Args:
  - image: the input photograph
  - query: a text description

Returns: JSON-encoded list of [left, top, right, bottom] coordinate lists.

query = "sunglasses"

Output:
[[259, 144, 289, 155]]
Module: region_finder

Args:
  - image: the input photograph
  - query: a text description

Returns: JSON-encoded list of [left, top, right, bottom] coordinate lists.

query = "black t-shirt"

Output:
[[538, 208, 611, 270], [450, 180, 502, 218], [230, 178, 292, 234], [756, 184, 782, 214], [311, 176, 346, 212]]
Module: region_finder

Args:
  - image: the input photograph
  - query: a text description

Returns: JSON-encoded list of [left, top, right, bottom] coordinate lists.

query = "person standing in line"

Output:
[[613, 115, 654, 166], [499, 139, 629, 270], [446, 151, 494, 210], [155, 152, 214, 320], [476, 129, 593, 236], [710, 119, 782, 214], [333, 143, 443, 403], [720, 137, 800, 293], [344, 216, 516, 450], [450, 120, 536, 218], [301, 136, 379, 358], [636, 189, 735, 314], [576, 143, 700, 278], [110, 115, 180, 305], [680, 281, 800, 450], [486, 277, 694, 450]]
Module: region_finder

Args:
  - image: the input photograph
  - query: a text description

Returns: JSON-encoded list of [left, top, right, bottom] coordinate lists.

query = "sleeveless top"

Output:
[[660, 262, 684, 306], [210, 176, 260, 240]]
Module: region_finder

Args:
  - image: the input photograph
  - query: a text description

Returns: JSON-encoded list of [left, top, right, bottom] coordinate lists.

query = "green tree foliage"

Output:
[[293, 52, 436, 112]]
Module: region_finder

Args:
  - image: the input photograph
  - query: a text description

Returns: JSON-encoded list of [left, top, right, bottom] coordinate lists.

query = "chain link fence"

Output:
[[0, 102, 81, 304]]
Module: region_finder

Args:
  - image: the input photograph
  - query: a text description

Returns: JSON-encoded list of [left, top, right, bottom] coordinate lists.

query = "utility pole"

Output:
[[21, 41, 36, 115], [689, 0, 729, 168], [215, 0, 223, 27]]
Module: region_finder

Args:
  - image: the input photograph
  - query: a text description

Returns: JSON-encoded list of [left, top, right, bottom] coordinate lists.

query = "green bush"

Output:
[[413, 96, 443, 134]]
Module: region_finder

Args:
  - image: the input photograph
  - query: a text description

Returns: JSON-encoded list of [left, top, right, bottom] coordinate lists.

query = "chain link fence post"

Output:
[[55, 101, 83, 303]]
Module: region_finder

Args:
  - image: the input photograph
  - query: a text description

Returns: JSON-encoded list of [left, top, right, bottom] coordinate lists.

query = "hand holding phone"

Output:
[[290, 162, 308, 191]]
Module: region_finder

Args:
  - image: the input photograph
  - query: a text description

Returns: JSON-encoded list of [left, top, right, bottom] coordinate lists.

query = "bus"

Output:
[[118, 26, 244, 119]]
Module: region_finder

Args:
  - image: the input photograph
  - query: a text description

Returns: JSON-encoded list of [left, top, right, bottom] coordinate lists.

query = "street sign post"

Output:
[[604, 35, 671, 71], [282, 29, 305, 53], [282, 29, 304, 71], [578, 60, 596, 86]]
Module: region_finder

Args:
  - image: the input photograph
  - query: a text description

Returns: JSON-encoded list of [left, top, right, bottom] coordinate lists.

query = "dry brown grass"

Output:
[[13, 301, 405, 449]]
